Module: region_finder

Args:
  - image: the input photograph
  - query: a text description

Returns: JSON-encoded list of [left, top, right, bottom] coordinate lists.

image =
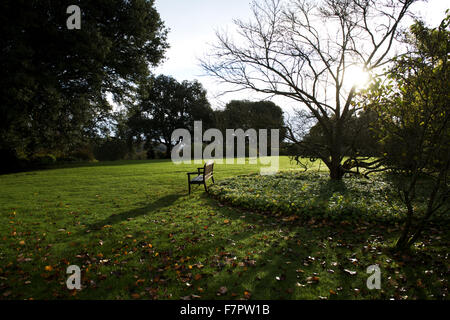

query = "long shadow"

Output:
[[0, 159, 173, 176], [196, 193, 394, 300], [84, 194, 182, 231], [318, 178, 348, 199], [203, 194, 443, 300]]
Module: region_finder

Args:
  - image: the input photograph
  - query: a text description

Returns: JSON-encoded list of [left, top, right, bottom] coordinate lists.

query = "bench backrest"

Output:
[[204, 161, 214, 179]]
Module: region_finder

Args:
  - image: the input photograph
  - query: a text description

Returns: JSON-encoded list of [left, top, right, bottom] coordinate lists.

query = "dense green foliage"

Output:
[[364, 16, 449, 175], [362, 15, 450, 249], [209, 171, 448, 224], [213, 100, 285, 157], [127, 75, 215, 157], [0, 0, 168, 167], [215, 100, 285, 135], [0, 158, 447, 300]]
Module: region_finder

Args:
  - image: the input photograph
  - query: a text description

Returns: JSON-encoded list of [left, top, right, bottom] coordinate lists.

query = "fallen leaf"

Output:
[[306, 276, 320, 283], [344, 269, 357, 275], [194, 274, 202, 281]]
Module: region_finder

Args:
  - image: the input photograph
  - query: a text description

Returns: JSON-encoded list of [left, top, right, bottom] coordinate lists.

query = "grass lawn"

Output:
[[0, 157, 448, 300]]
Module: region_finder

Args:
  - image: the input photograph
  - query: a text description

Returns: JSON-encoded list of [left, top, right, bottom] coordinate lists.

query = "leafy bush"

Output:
[[71, 146, 96, 162], [30, 153, 57, 165], [93, 139, 128, 161], [209, 171, 446, 224], [125, 150, 148, 160]]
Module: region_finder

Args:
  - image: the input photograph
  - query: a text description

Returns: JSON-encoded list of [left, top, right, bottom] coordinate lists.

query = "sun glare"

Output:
[[344, 65, 371, 90]]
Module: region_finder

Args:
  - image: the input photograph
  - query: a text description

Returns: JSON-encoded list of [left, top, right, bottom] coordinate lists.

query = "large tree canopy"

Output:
[[215, 100, 285, 133], [215, 100, 285, 154], [202, 0, 418, 179], [127, 75, 215, 157], [0, 0, 168, 162]]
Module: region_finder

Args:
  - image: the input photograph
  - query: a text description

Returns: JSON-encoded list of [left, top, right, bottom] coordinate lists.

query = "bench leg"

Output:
[[212, 176, 215, 184], [188, 176, 191, 194], [203, 181, 208, 192]]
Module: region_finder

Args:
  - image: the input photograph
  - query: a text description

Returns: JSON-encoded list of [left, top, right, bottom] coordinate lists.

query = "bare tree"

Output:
[[201, 0, 418, 179]]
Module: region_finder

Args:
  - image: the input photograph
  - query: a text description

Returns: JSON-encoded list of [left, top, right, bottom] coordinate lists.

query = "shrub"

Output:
[[30, 153, 57, 165], [71, 146, 96, 162], [93, 139, 128, 161], [125, 150, 148, 160]]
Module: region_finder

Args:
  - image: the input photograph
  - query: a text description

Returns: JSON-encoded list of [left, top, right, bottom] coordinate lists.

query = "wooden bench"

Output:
[[187, 161, 215, 194]]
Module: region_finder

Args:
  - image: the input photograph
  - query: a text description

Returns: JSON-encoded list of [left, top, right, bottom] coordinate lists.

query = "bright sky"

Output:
[[154, 0, 449, 113]]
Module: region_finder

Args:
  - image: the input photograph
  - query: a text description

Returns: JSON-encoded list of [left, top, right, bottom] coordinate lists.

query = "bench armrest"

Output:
[[187, 172, 201, 176]]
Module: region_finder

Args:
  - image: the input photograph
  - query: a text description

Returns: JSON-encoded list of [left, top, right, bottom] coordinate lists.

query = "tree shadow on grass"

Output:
[[0, 159, 174, 176], [318, 179, 348, 198], [84, 194, 182, 231], [194, 193, 396, 300], [200, 196, 443, 300]]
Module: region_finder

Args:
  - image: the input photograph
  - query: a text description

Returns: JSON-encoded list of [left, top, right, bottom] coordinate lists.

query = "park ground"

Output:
[[0, 157, 448, 300]]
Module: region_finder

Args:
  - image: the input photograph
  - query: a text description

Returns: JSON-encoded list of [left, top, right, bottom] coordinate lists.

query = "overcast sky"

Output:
[[154, 0, 449, 113]]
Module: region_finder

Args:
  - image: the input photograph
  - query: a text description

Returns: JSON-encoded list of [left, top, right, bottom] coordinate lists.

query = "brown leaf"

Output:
[[194, 274, 202, 281]]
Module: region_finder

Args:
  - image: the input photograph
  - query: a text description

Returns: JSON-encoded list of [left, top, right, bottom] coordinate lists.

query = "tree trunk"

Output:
[[395, 191, 414, 251], [329, 133, 345, 180], [395, 229, 411, 250], [165, 143, 172, 159], [329, 161, 344, 180]]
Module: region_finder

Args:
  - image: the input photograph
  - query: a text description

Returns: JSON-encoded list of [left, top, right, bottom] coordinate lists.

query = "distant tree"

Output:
[[215, 100, 285, 156], [363, 15, 450, 250], [215, 100, 285, 132], [0, 0, 168, 167], [202, 0, 418, 180], [128, 75, 215, 157]]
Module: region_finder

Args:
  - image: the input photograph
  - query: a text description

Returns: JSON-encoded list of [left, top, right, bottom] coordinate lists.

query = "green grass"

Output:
[[209, 171, 448, 223], [0, 157, 448, 300]]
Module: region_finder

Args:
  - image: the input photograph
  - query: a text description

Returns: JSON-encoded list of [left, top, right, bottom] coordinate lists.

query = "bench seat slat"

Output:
[[191, 175, 204, 182]]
